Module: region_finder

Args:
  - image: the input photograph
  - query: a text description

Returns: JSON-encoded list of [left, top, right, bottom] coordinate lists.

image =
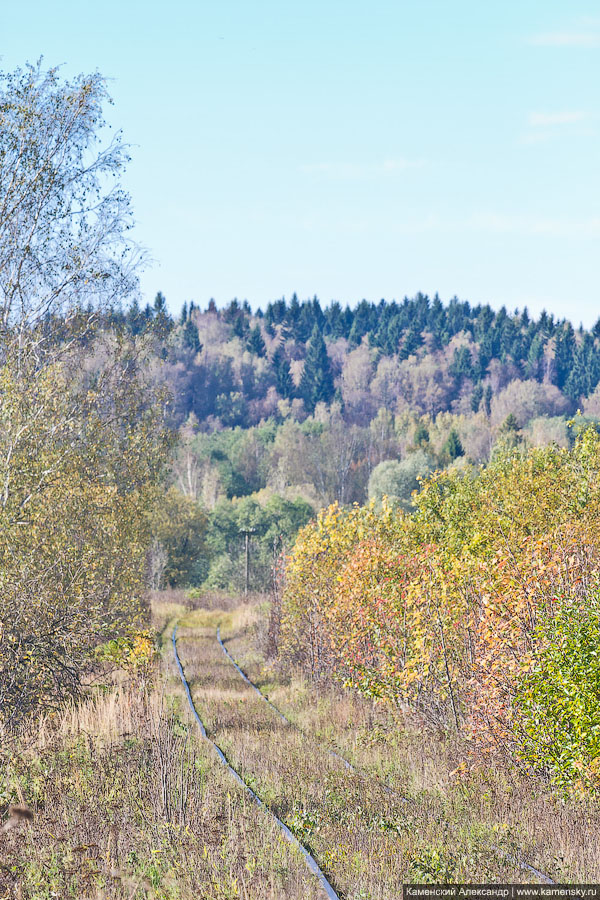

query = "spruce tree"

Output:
[[286, 293, 301, 331], [232, 314, 248, 338], [413, 422, 430, 448], [449, 346, 473, 381], [565, 333, 600, 400], [153, 291, 167, 314], [483, 384, 493, 417], [299, 325, 334, 411], [554, 323, 575, 389], [526, 334, 545, 381], [271, 346, 294, 398], [399, 326, 423, 360], [247, 325, 266, 357], [500, 413, 521, 439], [442, 428, 464, 461], [492, 413, 523, 458], [348, 299, 374, 347], [470, 383, 483, 412], [152, 290, 172, 334], [183, 318, 202, 353], [325, 301, 344, 339], [126, 298, 143, 335], [295, 303, 315, 342]]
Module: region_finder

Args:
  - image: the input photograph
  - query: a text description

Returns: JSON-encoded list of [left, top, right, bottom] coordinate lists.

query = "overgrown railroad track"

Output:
[[216, 624, 556, 887], [169, 605, 565, 894], [173, 624, 341, 900]]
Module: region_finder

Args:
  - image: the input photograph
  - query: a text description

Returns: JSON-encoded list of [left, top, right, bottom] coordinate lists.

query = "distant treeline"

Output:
[[100, 292, 600, 426], [79, 291, 600, 594]]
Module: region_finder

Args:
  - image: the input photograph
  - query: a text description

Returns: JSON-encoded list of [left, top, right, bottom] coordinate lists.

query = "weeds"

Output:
[[4, 591, 599, 898], [1, 652, 325, 898], [218, 597, 600, 889]]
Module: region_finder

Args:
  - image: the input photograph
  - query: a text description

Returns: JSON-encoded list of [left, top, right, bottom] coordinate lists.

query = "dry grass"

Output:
[[175, 622, 505, 896], [208, 598, 600, 891], [5, 590, 600, 899], [0, 607, 331, 898]]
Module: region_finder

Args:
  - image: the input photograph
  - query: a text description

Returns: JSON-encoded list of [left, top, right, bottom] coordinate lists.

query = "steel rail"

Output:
[[490, 844, 556, 885], [171, 625, 342, 900], [216, 625, 558, 886], [217, 625, 355, 773]]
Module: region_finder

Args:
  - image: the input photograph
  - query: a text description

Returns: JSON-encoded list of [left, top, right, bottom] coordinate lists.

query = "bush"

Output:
[[280, 425, 600, 792], [514, 590, 600, 791]]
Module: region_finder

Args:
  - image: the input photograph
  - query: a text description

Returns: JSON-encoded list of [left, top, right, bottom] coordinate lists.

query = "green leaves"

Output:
[[514, 591, 600, 791], [0, 344, 169, 732], [280, 424, 600, 792]]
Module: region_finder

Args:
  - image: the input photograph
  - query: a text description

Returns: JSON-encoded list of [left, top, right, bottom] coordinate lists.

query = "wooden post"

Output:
[[244, 530, 250, 598], [240, 527, 256, 599]]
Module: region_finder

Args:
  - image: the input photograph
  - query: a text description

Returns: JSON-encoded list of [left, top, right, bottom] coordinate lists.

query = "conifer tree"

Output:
[[271, 346, 294, 398], [450, 346, 473, 380], [126, 298, 143, 335], [471, 383, 483, 412], [152, 291, 172, 333], [413, 421, 430, 448], [348, 299, 374, 346], [295, 303, 315, 342], [232, 314, 248, 338], [399, 326, 423, 360], [492, 412, 523, 458], [299, 325, 334, 411], [442, 427, 464, 461], [183, 318, 202, 353], [154, 291, 167, 314], [565, 333, 600, 400], [483, 384, 493, 417], [554, 323, 576, 389], [247, 324, 266, 357]]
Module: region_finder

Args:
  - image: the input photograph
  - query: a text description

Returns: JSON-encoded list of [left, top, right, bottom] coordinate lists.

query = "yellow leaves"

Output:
[[96, 630, 156, 671], [280, 424, 600, 755], [0, 349, 169, 730]]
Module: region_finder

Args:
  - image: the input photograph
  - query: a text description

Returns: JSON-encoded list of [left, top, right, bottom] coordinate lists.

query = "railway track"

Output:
[[216, 626, 356, 774], [172, 624, 342, 900], [216, 623, 557, 887]]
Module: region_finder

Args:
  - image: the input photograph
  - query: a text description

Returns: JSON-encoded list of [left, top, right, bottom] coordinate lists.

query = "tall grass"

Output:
[[5, 590, 600, 898], [1, 646, 326, 898]]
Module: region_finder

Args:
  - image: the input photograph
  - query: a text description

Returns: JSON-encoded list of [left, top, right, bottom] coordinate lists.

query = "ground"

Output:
[[1, 590, 599, 899]]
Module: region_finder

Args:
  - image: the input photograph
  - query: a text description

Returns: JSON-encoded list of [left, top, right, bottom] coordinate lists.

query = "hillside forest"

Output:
[[105, 290, 600, 593], [127, 288, 600, 797]]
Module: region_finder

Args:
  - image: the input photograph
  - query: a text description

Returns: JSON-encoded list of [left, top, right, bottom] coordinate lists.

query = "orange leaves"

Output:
[[280, 426, 600, 773]]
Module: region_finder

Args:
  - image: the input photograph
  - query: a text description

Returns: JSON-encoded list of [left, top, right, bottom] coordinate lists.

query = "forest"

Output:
[[95, 290, 600, 593]]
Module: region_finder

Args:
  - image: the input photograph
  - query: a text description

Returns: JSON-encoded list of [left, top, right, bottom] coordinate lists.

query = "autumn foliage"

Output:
[[0, 346, 170, 734], [280, 424, 600, 791]]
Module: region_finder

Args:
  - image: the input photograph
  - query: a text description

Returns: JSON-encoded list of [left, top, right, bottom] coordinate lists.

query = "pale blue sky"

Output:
[[2, 1, 599, 324]]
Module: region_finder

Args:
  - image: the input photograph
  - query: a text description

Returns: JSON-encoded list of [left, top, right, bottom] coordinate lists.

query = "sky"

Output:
[[2, 1, 599, 325]]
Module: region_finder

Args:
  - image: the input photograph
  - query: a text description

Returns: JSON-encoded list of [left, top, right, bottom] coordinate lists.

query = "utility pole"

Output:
[[239, 527, 256, 598]]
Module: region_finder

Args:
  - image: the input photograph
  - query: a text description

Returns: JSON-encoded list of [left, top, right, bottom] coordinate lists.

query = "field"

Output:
[[2, 590, 600, 899]]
